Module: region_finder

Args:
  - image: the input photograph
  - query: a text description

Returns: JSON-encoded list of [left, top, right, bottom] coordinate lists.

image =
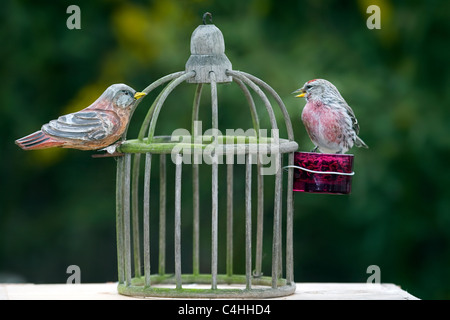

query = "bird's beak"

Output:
[[134, 92, 147, 100], [292, 88, 306, 98]]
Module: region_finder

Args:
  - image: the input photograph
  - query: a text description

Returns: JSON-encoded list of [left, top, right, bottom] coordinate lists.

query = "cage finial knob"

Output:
[[185, 14, 232, 83], [203, 12, 212, 25]]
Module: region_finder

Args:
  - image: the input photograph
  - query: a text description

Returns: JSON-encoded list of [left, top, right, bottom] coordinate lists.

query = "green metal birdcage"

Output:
[[114, 13, 298, 298]]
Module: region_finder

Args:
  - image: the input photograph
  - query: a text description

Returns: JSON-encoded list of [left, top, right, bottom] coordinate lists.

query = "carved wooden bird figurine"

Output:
[[16, 84, 146, 151]]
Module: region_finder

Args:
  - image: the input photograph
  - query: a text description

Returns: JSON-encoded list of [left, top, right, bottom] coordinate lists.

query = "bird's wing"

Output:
[[340, 101, 360, 135], [42, 110, 120, 141]]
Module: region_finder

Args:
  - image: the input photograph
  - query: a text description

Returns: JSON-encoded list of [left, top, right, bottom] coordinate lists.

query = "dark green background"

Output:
[[1, 0, 449, 299]]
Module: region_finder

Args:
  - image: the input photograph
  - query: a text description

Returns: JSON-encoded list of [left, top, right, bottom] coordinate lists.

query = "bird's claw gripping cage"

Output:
[[114, 15, 298, 298]]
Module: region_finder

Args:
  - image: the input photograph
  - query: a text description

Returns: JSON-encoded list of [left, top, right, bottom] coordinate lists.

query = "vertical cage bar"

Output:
[[254, 157, 264, 278], [210, 72, 219, 290], [174, 154, 183, 289], [278, 156, 283, 279], [192, 163, 200, 276], [286, 153, 295, 284], [211, 155, 218, 290], [245, 153, 252, 290], [143, 153, 152, 287], [192, 83, 202, 277], [123, 153, 132, 286], [226, 162, 233, 277], [159, 154, 166, 275], [116, 156, 125, 284], [271, 155, 282, 289], [131, 154, 141, 278]]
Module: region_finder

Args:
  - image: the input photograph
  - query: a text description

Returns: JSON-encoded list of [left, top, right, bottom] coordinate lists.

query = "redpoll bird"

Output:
[[293, 79, 368, 154], [16, 84, 146, 151]]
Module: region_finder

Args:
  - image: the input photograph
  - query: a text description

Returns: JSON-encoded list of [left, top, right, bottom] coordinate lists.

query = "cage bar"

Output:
[[143, 152, 151, 287]]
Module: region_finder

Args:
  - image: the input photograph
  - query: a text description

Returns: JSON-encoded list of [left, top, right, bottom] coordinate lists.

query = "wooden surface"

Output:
[[0, 283, 418, 300]]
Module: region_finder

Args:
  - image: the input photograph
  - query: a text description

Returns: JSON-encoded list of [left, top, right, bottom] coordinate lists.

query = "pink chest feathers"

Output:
[[301, 101, 345, 144]]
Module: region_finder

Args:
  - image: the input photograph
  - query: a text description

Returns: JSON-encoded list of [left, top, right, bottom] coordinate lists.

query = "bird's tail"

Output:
[[355, 136, 369, 149], [15, 130, 63, 150]]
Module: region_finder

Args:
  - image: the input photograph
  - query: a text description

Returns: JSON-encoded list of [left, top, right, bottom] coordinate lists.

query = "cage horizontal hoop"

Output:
[[118, 274, 296, 298]]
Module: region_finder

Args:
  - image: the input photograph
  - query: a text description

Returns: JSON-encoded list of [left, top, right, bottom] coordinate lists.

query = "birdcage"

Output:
[[114, 14, 298, 298]]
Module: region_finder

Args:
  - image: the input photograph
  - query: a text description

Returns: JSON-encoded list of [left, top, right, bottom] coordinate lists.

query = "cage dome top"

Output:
[[190, 24, 225, 55], [185, 14, 232, 83]]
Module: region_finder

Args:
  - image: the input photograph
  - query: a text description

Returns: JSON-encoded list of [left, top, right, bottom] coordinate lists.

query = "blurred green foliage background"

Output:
[[1, 0, 449, 299]]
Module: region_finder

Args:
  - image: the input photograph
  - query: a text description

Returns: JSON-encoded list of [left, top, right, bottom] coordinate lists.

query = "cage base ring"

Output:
[[117, 274, 296, 298]]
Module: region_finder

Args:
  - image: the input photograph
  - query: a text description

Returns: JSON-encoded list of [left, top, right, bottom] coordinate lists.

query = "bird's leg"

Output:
[[311, 146, 319, 152]]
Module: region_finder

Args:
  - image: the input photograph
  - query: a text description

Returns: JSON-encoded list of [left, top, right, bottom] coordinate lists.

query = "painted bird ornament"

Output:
[[16, 84, 146, 151], [293, 79, 368, 154]]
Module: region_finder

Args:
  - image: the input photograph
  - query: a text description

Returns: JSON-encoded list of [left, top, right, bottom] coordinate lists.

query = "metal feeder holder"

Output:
[[115, 14, 298, 298]]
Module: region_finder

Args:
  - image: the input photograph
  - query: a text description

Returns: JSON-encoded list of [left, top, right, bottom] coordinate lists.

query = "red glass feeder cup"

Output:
[[291, 152, 354, 194]]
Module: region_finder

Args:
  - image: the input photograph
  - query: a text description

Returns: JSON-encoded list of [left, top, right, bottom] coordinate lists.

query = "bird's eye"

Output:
[[305, 85, 312, 90]]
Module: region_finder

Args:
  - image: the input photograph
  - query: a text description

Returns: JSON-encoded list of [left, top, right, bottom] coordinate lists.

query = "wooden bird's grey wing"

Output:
[[42, 111, 118, 141]]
